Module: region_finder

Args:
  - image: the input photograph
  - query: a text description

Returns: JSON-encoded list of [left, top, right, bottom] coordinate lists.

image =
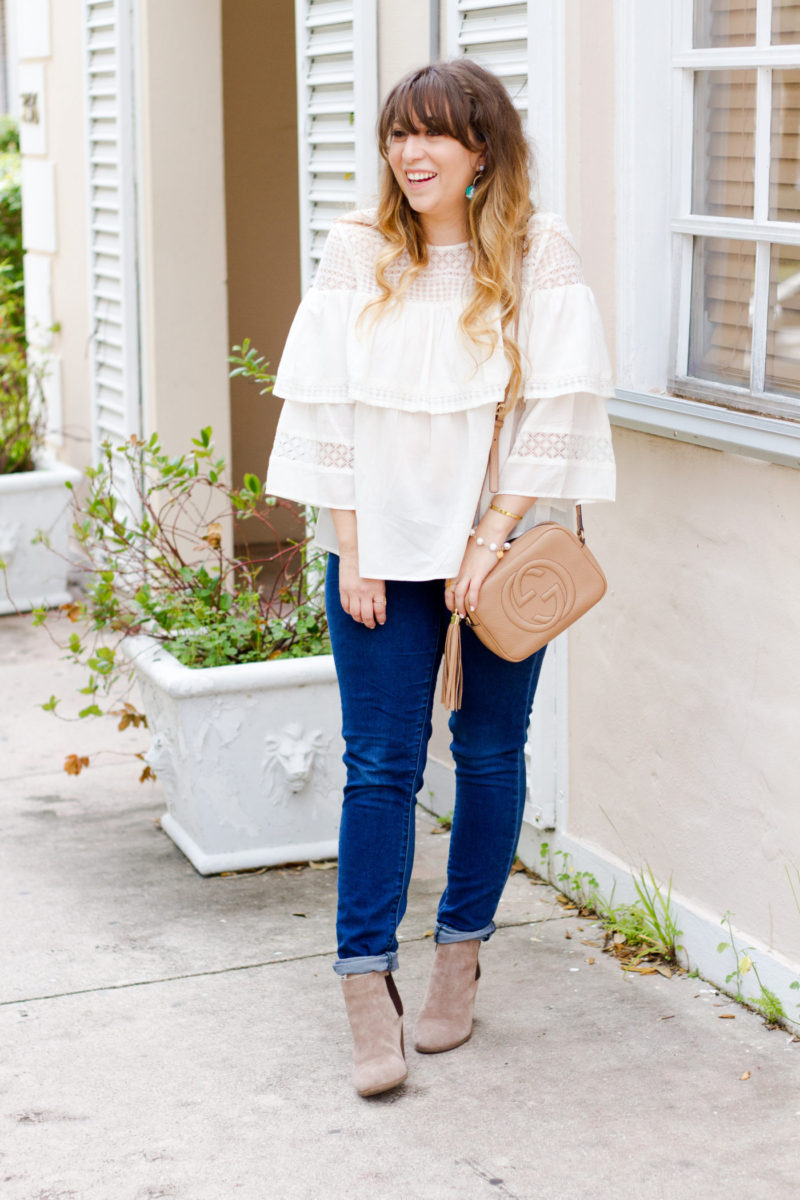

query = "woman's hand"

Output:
[[446, 496, 536, 618], [338, 552, 387, 629], [446, 538, 501, 619]]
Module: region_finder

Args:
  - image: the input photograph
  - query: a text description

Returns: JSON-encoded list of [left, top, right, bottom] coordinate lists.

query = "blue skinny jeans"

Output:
[[325, 553, 546, 976]]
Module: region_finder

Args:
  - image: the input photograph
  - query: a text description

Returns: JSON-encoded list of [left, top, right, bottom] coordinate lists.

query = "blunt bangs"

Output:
[[378, 67, 482, 154]]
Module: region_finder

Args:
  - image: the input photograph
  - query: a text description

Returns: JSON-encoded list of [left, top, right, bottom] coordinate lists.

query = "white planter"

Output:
[[0, 460, 82, 615], [126, 636, 345, 875]]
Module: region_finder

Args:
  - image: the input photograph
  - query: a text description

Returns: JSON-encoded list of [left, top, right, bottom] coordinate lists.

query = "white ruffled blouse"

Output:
[[266, 209, 616, 581]]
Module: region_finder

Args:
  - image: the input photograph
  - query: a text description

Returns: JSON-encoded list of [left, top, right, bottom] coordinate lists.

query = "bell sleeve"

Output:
[[266, 221, 358, 508], [497, 218, 616, 503]]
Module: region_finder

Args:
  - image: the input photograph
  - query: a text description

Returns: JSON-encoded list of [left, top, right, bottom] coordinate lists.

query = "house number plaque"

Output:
[[21, 93, 40, 124]]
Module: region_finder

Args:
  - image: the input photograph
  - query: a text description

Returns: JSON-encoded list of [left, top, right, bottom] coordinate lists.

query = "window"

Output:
[[671, 0, 800, 420]]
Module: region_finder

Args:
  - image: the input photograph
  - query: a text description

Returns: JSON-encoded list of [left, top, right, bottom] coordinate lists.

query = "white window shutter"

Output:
[[446, 0, 565, 213], [83, 0, 142, 457], [295, 0, 378, 291]]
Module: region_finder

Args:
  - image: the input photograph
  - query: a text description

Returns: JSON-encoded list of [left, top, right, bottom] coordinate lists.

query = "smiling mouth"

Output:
[[405, 171, 437, 184]]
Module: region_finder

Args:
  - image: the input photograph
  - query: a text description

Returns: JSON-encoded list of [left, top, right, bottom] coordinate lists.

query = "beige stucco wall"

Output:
[[136, 0, 231, 465], [571, 431, 800, 962]]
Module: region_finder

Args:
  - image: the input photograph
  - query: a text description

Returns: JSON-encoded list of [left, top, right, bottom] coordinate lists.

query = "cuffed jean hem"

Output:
[[332, 951, 399, 977], [434, 920, 496, 945]]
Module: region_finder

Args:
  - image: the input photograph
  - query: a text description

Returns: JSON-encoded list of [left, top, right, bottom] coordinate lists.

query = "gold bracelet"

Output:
[[490, 502, 523, 521]]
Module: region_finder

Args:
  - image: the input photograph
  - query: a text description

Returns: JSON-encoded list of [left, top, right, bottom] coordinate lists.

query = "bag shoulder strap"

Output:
[[486, 238, 584, 542], [488, 243, 524, 494]]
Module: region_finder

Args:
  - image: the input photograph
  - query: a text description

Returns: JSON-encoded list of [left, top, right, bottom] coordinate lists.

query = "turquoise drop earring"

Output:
[[465, 164, 485, 199]]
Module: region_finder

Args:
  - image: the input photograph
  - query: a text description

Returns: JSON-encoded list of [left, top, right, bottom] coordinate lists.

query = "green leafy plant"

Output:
[[539, 844, 600, 913], [538, 843, 683, 969], [33, 427, 330, 756], [717, 910, 786, 1026], [228, 338, 277, 395]]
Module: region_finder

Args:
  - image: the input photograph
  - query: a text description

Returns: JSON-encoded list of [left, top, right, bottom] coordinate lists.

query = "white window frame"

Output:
[[612, 0, 800, 469]]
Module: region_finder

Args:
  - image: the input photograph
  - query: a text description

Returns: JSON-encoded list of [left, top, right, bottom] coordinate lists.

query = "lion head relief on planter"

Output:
[[262, 723, 331, 804]]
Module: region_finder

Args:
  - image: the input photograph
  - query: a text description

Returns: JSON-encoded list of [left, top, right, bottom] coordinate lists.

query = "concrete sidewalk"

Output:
[[1, 611, 799, 1200]]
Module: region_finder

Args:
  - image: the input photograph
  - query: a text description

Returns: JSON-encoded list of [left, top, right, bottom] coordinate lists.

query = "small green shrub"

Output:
[[33, 427, 330, 735]]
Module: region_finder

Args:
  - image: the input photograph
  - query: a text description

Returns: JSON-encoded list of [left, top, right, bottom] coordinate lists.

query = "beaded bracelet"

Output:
[[469, 528, 512, 560]]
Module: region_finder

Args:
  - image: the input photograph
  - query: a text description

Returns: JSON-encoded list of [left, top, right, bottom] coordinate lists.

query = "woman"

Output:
[[266, 60, 615, 1097]]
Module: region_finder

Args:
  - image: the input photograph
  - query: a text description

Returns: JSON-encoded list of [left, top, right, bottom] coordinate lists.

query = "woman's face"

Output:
[[387, 114, 483, 242]]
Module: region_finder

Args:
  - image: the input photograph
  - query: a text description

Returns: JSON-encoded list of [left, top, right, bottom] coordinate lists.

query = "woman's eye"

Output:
[[391, 129, 406, 140]]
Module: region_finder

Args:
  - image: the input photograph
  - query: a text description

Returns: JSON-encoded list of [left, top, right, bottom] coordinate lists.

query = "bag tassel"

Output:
[[441, 612, 464, 711]]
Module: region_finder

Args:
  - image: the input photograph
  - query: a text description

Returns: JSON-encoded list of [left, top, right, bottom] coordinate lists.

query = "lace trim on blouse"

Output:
[[272, 431, 354, 472], [511, 430, 616, 466], [314, 211, 585, 301]]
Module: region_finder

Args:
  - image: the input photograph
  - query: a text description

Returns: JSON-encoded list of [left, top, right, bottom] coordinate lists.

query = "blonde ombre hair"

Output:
[[363, 60, 535, 408]]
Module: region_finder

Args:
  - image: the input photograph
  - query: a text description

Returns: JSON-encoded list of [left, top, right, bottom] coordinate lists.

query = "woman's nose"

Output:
[[402, 134, 426, 161]]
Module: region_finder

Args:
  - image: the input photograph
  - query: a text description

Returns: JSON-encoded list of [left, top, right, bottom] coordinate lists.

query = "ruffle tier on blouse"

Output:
[[272, 282, 615, 415]]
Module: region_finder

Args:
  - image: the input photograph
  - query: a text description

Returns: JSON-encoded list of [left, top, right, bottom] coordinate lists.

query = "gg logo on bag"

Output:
[[502, 558, 576, 632]]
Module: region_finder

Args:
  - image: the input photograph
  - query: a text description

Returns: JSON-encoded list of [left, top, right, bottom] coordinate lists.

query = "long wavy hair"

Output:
[[361, 60, 535, 407]]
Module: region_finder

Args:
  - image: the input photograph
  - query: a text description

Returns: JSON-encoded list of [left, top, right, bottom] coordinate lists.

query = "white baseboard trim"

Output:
[[517, 823, 800, 1032], [421, 757, 800, 1029]]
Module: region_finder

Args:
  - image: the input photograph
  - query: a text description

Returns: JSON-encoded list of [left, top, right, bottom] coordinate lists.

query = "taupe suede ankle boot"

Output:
[[341, 970, 408, 1097], [413, 939, 482, 1053]]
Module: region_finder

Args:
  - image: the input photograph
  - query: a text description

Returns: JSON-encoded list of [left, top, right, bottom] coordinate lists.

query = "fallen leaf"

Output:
[[622, 964, 658, 975], [718, 1013, 736, 1019], [510, 861, 527, 874], [660, 1014, 676, 1021], [292, 912, 307, 918], [581, 940, 603, 948], [139, 764, 156, 783], [422, 929, 434, 939], [654, 965, 674, 979], [587, 957, 595, 965], [308, 860, 336, 870], [740, 1071, 751, 1080], [564, 930, 572, 939]]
